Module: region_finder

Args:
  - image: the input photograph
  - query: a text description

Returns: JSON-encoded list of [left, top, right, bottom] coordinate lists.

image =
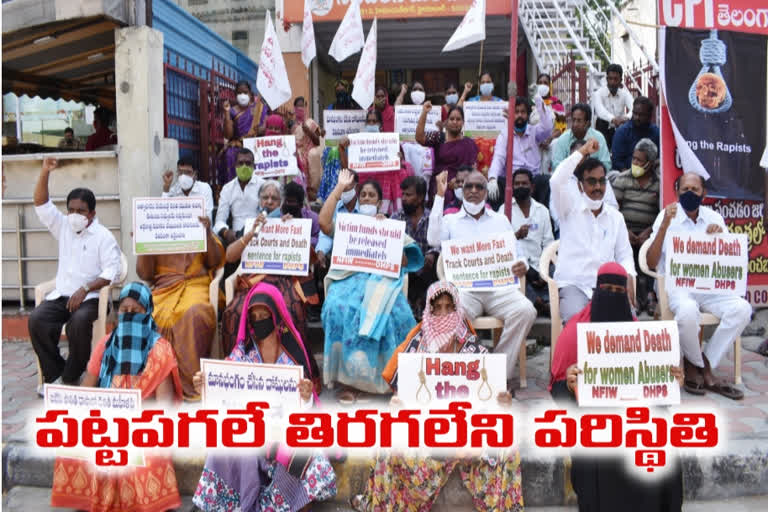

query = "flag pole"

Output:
[[504, 1, 519, 221], [478, 39, 485, 80]]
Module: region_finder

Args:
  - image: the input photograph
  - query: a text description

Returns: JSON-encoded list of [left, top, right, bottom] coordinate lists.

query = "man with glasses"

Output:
[[427, 170, 537, 386], [551, 139, 636, 323], [551, 103, 611, 173], [213, 148, 264, 246]]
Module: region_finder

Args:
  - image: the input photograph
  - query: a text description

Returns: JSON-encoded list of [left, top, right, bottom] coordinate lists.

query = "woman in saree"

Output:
[[192, 282, 337, 511], [319, 169, 424, 403], [50, 282, 183, 511], [371, 85, 395, 132], [352, 281, 523, 512], [220, 80, 270, 183], [136, 216, 224, 400], [294, 118, 325, 200], [264, 113, 287, 136]]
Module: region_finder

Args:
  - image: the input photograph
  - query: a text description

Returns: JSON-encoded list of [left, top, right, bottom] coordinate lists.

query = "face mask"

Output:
[[68, 213, 89, 233], [678, 190, 702, 212], [178, 174, 195, 191], [514, 119, 528, 134], [513, 187, 531, 202], [341, 188, 357, 204], [236, 164, 254, 182], [463, 199, 485, 215], [479, 83, 494, 96], [537, 84, 550, 97], [359, 204, 378, 216], [364, 124, 380, 133], [336, 91, 349, 105], [454, 188, 464, 201], [581, 192, 604, 211], [631, 164, 647, 178], [294, 107, 305, 123], [375, 98, 385, 108], [445, 93, 459, 105], [410, 91, 426, 105], [402, 202, 419, 215], [237, 93, 250, 107], [250, 317, 275, 340]]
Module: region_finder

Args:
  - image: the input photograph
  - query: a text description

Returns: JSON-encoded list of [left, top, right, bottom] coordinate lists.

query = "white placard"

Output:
[[463, 101, 507, 136], [330, 213, 405, 278], [240, 218, 312, 276], [665, 232, 748, 296], [257, 11, 292, 110], [441, 232, 519, 290], [351, 19, 377, 110], [395, 105, 441, 141], [133, 196, 207, 255], [243, 136, 300, 178], [576, 321, 681, 407], [323, 110, 367, 142], [346, 132, 401, 172]]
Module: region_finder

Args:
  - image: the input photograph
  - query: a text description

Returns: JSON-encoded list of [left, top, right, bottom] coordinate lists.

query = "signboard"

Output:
[[576, 321, 681, 407], [330, 213, 405, 278], [243, 136, 300, 178], [665, 232, 748, 296], [441, 232, 519, 290], [200, 359, 303, 411], [395, 105, 441, 141], [658, 0, 768, 36], [346, 132, 401, 172], [133, 197, 206, 255], [240, 218, 312, 276], [323, 110, 367, 143], [285, 0, 512, 23], [463, 102, 506, 137]]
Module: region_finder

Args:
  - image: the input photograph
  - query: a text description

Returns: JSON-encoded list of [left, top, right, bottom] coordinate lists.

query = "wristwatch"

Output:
[[81, 284, 90, 294]]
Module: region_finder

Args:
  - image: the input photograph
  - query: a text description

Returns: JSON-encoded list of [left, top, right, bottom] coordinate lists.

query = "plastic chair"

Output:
[[34, 252, 129, 387], [638, 239, 742, 385], [209, 266, 225, 359], [539, 241, 561, 364]]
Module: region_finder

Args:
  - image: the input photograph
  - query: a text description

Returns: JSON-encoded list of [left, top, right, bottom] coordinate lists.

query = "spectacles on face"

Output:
[[582, 177, 607, 187], [463, 182, 486, 191]]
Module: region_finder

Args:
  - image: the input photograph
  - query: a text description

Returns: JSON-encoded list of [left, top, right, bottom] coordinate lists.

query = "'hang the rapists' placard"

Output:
[[243, 136, 300, 178], [323, 110, 367, 143], [240, 218, 312, 276], [441, 232, 519, 290], [665, 232, 748, 296], [133, 197, 207, 255], [576, 321, 681, 407], [200, 359, 303, 411], [346, 132, 401, 172], [463, 102, 507, 137], [395, 105, 441, 141], [330, 213, 405, 278]]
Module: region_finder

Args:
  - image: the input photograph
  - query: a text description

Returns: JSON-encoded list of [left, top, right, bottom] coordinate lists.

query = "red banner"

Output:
[[658, 0, 768, 36]]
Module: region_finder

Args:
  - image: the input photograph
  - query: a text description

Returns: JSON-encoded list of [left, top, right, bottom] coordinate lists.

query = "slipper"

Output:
[[350, 494, 368, 512], [336, 389, 357, 405], [683, 378, 706, 395], [705, 381, 744, 400], [355, 391, 375, 404], [757, 339, 768, 357]]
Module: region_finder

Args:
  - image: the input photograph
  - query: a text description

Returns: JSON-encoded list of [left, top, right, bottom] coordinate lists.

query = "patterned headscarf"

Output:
[[98, 282, 162, 388], [419, 281, 465, 353], [264, 114, 286, 136]]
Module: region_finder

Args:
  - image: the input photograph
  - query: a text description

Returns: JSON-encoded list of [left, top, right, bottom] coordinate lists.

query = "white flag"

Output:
[[257, 11, 292, 110], [352, 19, 377, 110], [328, 0, 364, 63], [301, 0, 316, 68], [442, 0, 486, 52]]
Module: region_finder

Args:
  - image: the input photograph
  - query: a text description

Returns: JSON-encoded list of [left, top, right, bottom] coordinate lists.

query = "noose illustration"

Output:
[[416, 355, 432, 404], [688, 30, 732, 114], [477, 356, 492, 401]]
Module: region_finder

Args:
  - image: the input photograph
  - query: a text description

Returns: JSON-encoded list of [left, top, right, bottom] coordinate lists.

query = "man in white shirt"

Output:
[[29, 158, 121, 390], [551, 139, 636, 324], [428, 170, 536, 382], [646, 173, 751, 400], [213, 148, 264, 245], [161, 157, 214, 220], [593, 64, 634, 150]]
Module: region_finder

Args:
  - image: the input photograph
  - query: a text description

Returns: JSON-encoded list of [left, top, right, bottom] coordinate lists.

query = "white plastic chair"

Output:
[[539, 241, 561, 365], [209, 266, 225, 359]]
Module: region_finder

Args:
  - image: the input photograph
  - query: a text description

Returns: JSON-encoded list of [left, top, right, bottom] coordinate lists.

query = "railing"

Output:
[[624, 61, 659, 106], [551, 55, 588, 115]]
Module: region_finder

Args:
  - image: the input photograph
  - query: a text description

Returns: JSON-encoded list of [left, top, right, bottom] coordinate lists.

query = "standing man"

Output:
[[213, 148, 264, 246], [610, 97, 660, 171], [29, 158, 122, 394], [593, 64, 634, 150], [646, 173, 751, 400], [427, 170, 536, 383], [551, 104, 611, 173], [162, 157, 214, 220]]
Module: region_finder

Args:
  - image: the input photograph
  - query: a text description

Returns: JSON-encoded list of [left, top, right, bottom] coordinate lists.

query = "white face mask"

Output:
[[341, 188, 357, 204], [445, 93, 459, 105], [236, 93, 250, 107], [537, 84, 550, 97], [454, 188, 464, 201], [581, 192, 604, 211], [178, 174, 194, 191], [68, 213, 89, 233], [364, 124, 380, 133], [463, 199, 485, 215], [410, 90, 426, 105], [359, 204, 378, 217], [479, 83, 494, 96]]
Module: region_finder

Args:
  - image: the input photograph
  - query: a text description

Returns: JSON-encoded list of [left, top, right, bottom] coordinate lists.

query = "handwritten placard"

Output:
[[323, 110, 367, 143], [576, 321, 681, 407], [133, 197, 207, 255], [441, 232, 519, 290], [346, 132, 401, 172], [397, 353, 507, 405], [665, 232, 748, 296], [240, 218, 312, 276], [463, 102, 507, 137], [330, 213, 405, 278], [243, 136, 300, 178], [395, 105, 441, 141]]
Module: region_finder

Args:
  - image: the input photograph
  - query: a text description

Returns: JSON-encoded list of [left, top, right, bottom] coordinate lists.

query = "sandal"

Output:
[[350, 494, 368, 512], [683, 378, 706, 395], [705, 381, 744, 400], [336, 388, 357, 405]]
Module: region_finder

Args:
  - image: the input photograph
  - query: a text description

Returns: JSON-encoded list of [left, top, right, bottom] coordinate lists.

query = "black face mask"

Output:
[[336, 91, 350, 105], [282, 204, 302, 217], [591, 289, 633, 323], [402, 202, 420, 215], [513, 187, 531, 202], [251, 317, 275, 340]]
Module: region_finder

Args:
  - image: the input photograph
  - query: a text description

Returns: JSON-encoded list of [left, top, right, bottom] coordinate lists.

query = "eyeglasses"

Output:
[[581, 177, 607, 186], [463, 183, 486, 191]]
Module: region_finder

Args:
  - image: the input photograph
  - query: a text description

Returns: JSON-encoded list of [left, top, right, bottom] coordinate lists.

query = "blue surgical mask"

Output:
[[480, 83, 494, 96], [446, 93, 459, 105], [364, 125, 380, 133]]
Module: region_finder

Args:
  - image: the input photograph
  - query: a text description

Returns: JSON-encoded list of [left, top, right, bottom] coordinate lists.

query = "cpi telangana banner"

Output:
[[659, 3, 768, 305]]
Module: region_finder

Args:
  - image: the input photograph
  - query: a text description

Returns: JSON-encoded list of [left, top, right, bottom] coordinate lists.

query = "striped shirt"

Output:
[[611, 169, 660, 232]]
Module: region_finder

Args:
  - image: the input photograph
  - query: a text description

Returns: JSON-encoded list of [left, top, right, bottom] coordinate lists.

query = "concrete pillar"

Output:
[[114, 26, 165, 283]]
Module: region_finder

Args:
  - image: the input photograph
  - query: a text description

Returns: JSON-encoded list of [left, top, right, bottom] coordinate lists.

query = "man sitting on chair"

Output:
[[29, 158, 122, 395], [646, 172, 751, 400]]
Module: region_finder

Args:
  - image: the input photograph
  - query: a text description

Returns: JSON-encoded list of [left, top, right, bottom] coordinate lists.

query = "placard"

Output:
[[330, 213, 405, 278], [397, 353, 507, 405], [441, 232, 519, 290], [243, 136, 300, 178], [395, 105, 441, 141], [133, 197, 207, 255], [576, 321, 681, 407], [323, 110, 367, 143], [665, 232, 748, 296], [240, 218, 312, 276], [346, 132, 401, 172], [463, 102, 507, 137]]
